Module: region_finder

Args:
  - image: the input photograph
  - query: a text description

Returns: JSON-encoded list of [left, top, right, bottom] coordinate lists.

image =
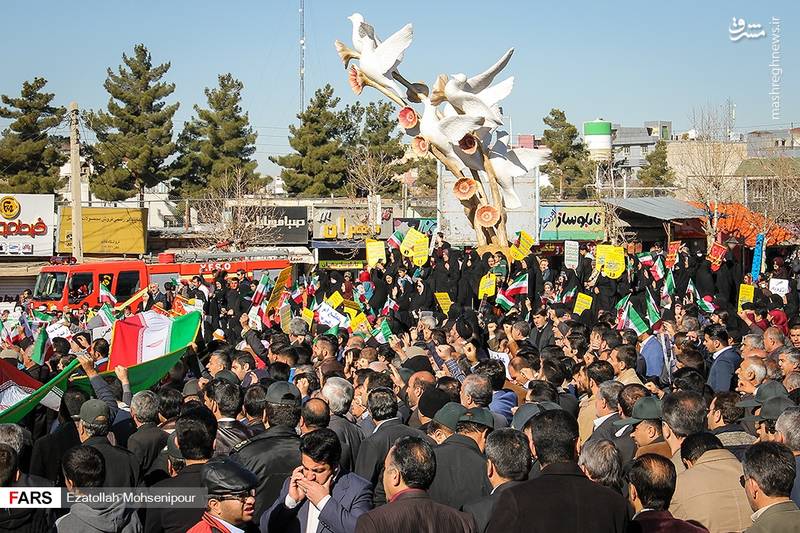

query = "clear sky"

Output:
[[0, 1, 797, 175]]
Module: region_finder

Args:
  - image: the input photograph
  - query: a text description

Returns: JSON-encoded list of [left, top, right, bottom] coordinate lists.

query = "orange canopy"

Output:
[[689, 202, 796, 247]]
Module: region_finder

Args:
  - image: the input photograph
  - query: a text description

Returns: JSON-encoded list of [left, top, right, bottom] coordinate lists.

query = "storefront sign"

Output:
[[0, 194, 55, 256], [253, 206, 308, 244], [313, 207, 393, 240], [58, 207, 147, 254], [539, 205, 605, 241]]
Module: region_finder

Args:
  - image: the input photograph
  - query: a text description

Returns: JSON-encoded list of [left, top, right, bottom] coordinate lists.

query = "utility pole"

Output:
[[69, 102, 84, 263], [299, 0, 305, 115]]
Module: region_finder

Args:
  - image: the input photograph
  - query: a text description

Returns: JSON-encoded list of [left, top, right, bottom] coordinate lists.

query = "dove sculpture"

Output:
[[488, 132, 549, 209], [357, 22, 413, 100], [417, 99, 484, 171]]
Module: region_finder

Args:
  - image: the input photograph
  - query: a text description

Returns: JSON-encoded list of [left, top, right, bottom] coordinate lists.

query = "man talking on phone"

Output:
[[262, 428, 374, 533]]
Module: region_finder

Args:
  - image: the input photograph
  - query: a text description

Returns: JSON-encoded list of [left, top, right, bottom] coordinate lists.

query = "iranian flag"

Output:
[[30, 329, 53, 365], [381, 298, 399, 316], [1, 320, 23, 345], [622, 303, 649, 336], [614, 294, 632, 330], [686, 280, 714, 312], [371, 320, 394, 344], [251, 274, 271, 307], [87, 304, 117, 329], [646, 289, 662, 327], [108, 311, 201, 368], [496, 290, 515, 311], [99, 283, 117, 305], [290, 283, 305, 304], [560, 286, 577, 303], [664, 270, 676, 295], [387, 231, 404, 250], [637, 253, 654, 267], [505, 273, 529, 297], [649, 257, 665, 282], [0, 358, 80, 424]]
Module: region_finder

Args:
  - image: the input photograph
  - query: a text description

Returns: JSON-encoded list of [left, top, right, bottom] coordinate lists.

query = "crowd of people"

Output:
[[2, 234, 800, 532]]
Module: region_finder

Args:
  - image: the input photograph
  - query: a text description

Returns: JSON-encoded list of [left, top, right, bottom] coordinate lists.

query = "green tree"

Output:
[[541, 109, 593, 199], [0, 78, 66, 193], [637, 140, 674, 188], [171, 73, 258, 196], [348, 101, 408, 196], [271, 84, 350, 196], [413, 157, 438, 193], [85, 44, 178, 203]]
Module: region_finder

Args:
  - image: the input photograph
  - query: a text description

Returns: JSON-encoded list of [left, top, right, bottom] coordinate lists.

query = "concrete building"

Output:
[[611, 121, 672, 182]]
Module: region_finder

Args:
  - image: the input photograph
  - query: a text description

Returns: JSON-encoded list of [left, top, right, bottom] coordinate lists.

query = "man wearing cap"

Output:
[[263, 428, 373, 533], [743, 396, 796, 443], [188, 457, 258, 533], [77, 398, 141, 488], [621, 396, 672, 460], [426, 402, 467, 444], [428, 407, 494, 509], [737, 380, 790, 435], [146, 408, 217, 533], [231, 381, 303, 521], [416, 388, 451, 433]]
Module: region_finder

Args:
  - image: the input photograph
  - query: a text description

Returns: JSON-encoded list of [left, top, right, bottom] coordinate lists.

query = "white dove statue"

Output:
[[487, 131, 549, 209], [417, 99, 484, 171], [356, 22, 413, 100]]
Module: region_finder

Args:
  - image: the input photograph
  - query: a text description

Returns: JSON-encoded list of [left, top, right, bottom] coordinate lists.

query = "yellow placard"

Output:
[[350, 312, 368, 332], [343, 307, 358, 319], [737, 284, 755, 313], [279, 304, 293, 334], [573, 292, 594, 315], [478, 273, 497, 299], [326, 291, 344, 310], [412, 234, 429, 267], [365, 239, 386, 267], [509, 245, 525, 261], [342, 299, 360, 311], [604, 247, 626, 279], [58, 206, 147, 254], [434, 292, 452, 314], [400, 228, 425, 257], [266, 266, 293, 312], [517, 230, 535, 253], [301, 307, 314, 327]]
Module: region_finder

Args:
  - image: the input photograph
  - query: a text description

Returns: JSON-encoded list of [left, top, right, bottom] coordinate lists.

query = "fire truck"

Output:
[[31, 252, 299, 310]]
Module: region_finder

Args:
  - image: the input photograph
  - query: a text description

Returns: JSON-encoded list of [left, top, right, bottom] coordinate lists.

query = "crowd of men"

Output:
[[2, 235, 800, 532]]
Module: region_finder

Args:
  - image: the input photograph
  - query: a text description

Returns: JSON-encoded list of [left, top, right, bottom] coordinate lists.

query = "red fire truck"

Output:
[[31, 254, 295, 310]]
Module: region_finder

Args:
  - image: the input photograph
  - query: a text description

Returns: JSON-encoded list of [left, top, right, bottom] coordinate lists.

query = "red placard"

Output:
[[707, 242, 727, 272], [665, 241, 682, 269]]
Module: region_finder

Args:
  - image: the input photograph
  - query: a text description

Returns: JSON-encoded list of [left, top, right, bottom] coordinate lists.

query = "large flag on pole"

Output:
[[0, 358, 80, 424], [108, 311, 201, 369], [71, 346, 189, 396], [250, 274, 271, 307], [505, 273, 529, 297], [99, 284, 117, 305], [30, 329, 53, 365]]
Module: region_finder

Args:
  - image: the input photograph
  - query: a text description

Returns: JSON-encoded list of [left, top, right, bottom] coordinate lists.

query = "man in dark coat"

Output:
[[262, 429, 373, 533], [322, 377, 365, 473], [355, 436, 476, 533], [585, 381, 636, 464], [703, 324, 741, 392], [462, 428, 531, 533], [230, 382, 303, 521], [29, 388, 87, 485], [487, 410, 630, 533], [354, 388, 427, 506], [145, 410, 217, 533], [127, 390, 169, 486], [428, 408, 493, 509], [77, 399, 141, 488]]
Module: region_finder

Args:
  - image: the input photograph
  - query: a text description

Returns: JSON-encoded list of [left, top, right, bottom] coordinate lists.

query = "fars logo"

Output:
[[0, 487, 61, 508]]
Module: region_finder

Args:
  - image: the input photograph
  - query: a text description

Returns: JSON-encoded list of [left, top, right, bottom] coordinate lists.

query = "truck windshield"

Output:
[[33, 272, 67, 300]]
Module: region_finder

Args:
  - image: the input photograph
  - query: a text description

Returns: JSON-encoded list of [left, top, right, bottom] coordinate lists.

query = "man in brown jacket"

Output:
[[617, 396, 672, 460], [669, 432, 752, 532], [355, 436, 475, 533]]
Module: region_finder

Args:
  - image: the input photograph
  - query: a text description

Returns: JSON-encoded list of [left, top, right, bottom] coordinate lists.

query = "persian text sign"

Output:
[[0, 194, 55, 256], [539, 205, 605, 241], [58, 207, 146, 254]]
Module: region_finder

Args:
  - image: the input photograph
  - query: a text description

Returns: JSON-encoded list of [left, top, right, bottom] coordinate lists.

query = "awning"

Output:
[[601, 197, 706, 221]]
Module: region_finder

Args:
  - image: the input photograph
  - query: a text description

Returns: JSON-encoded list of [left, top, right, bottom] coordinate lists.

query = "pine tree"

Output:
[[171, 73, 258, 196], [541, 109, 594, 199], [271, 84, 349, 196], [638, 140, 675, 188], [0, 78, 66, 194], [350, 101, 408, 196], [85, 44, 178, 203]]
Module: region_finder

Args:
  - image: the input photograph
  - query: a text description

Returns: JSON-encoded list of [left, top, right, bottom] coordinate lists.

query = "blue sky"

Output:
[[1, 1, 797, 175]]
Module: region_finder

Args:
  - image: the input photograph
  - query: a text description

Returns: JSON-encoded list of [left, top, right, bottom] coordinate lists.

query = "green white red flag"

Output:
[[108, 310, 201, 368], [99, 283, 117, 305]]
